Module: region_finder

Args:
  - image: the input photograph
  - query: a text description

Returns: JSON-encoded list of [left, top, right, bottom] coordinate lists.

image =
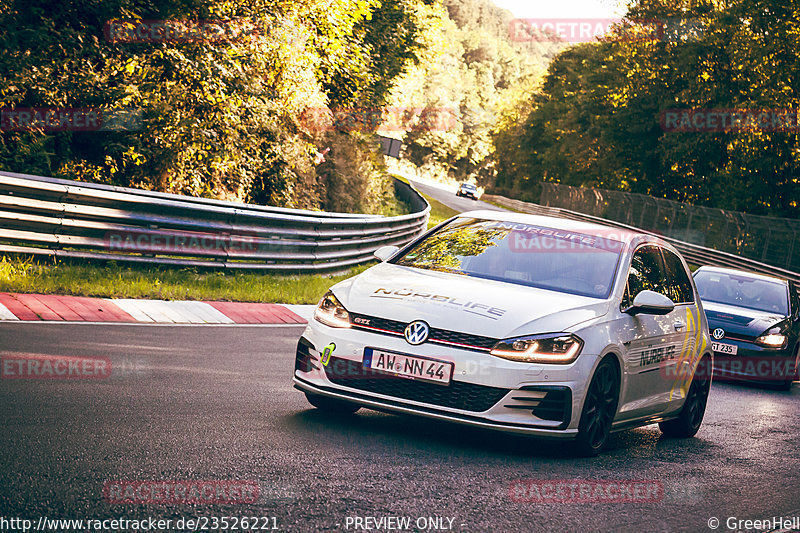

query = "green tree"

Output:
[[0, 0, 428, 213], [491, 0, 800, 218]]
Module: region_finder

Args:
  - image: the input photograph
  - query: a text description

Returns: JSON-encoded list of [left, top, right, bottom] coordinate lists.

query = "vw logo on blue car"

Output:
[[712, 328, 725, 340], [404, 321, 430, 345]]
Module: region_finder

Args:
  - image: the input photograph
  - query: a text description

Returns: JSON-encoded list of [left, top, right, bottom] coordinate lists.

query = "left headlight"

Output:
[[313, 291, 351, 328], [490, 333, 584, 364]]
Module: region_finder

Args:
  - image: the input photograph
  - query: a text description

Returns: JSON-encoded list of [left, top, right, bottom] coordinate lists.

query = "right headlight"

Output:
[[490, 333, 584, 364], [313, 291, 351, 328]]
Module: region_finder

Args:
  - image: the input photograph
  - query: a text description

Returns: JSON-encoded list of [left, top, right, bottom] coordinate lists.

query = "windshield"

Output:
[[392, 218, 623, 298], [694, 270, 789, 315]]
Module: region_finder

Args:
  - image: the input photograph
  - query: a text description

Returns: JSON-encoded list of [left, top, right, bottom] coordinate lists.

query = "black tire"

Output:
[[304, 392, 360, 414], [659, 356, 711, 437], [575, 357, 620, 456]]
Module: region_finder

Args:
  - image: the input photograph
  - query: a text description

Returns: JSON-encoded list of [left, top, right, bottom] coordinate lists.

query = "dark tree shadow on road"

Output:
[[281, 408, 720, 463]]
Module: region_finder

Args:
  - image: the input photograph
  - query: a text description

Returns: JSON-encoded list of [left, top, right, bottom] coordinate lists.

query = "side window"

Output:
[[662, 249, 695, 304], [622, 245, 669, 308]]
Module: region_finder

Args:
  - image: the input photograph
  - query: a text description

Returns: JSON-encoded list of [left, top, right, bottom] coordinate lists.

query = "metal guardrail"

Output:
[[0, 171, 430, 272], [484, 194, 800, 295]]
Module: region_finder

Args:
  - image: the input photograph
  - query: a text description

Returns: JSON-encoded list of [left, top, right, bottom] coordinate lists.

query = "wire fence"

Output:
[[539, 182, 800, 273], [483, 192, 800, 299]]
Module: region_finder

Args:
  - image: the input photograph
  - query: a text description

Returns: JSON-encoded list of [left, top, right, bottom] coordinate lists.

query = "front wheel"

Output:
[[575, 357, 620, 456], [304, 392, 360, 414], [659, 356, 711, 437]]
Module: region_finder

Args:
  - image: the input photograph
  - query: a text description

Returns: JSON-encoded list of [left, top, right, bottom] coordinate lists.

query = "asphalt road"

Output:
[[1, 323, 798, 533], [405, 178, 508, 215]]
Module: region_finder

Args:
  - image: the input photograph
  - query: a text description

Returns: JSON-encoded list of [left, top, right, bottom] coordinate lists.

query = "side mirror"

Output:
[[373, 245, 399, 262], [626, 290, 675, 316]]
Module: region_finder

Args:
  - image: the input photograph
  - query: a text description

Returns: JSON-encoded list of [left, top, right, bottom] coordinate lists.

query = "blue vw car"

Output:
[[693, 266, 800, 390]]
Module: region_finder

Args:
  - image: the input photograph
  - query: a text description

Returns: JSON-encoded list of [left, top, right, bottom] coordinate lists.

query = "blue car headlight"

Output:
[[755, 329, 787, 348]]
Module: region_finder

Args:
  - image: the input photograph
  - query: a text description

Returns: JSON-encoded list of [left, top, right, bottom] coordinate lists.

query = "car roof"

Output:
[[456, 210, 656, 246], [694, 265, 788, 285], [460, 183, 477, 187]]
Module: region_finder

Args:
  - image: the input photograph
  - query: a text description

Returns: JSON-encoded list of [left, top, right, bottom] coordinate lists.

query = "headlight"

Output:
[[313, 291, 351, 328], [755, 333, 787, 348], [490, 333, 583, 364]]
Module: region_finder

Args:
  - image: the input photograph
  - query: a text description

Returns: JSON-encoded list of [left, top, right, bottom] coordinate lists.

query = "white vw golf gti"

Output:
[[293, 211, 713, 455]]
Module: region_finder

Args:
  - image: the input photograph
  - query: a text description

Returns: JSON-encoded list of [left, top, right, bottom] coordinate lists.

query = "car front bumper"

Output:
[[292, 323, 601, 438], [711, 340, 796, 382]]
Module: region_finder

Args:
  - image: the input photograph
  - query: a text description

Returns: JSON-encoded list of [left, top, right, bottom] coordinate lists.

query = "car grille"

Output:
[[350, 313, 498, 352], [323, 356, 509, 412], [719, 332, 757, 343]]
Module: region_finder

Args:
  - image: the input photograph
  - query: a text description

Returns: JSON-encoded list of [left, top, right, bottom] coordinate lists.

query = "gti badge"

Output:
[[404, 320, 430, 345], [712, 328, 725, 340]]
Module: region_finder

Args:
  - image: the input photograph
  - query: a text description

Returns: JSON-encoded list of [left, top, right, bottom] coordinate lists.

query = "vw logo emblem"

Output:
[[712, 328, 725, 340], [404, 320, 430, 345]]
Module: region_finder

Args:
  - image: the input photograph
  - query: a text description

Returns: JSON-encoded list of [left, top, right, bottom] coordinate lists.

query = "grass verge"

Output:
[[392, 174, 458, 228], [425, 194, 459, 228], [480, 196, 523, 213], [0, 178, 436, 303], [0, 255, 367, 304]]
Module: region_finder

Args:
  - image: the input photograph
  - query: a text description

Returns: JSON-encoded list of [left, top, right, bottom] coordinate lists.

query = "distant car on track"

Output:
[[294, 211, 713, 455], [456, 183, 479, 200], [693, 266, 800, 389]]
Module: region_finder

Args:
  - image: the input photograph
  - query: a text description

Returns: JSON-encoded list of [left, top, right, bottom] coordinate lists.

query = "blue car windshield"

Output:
[[694, 270, 789, 315], [392, 218, 623, 299]]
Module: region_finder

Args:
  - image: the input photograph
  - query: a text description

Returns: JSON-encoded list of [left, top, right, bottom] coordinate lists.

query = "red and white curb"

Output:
[[0, 293, 314, 325]]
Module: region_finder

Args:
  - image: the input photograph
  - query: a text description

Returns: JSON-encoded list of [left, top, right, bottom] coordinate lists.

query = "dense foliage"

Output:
[[0, 0, 429, 212], [4, 0, 794, 219], [491, 0, 800, 218], [388, 0, 562, 183]]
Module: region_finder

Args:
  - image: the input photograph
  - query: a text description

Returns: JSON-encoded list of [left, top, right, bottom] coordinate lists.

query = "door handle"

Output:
[[674, 321, 686, 331]]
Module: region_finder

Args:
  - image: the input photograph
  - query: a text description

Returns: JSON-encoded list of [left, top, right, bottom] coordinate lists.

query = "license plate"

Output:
[[711, 342, 738, 355], [364, 348, 453, 385]]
